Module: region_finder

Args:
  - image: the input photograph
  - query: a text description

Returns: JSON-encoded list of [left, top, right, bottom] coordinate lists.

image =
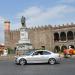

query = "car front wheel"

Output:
[[19, 58, 27, 65], [48, 58, 56, 65]]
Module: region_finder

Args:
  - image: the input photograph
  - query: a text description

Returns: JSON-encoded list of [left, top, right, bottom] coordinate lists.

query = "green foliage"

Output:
[[7, 48, 15, 54]]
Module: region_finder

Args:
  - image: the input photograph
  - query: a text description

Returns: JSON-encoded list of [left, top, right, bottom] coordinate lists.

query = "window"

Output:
[[33, 52, 38, 55], [43, 51, 51, 55], [60, 32, 66, 41], [33, 51, 43, 55], [67, 31, 74, 40], [54, 32, 59, 41]]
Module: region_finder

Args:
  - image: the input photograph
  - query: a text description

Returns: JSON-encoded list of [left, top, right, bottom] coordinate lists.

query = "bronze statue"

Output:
[[21, 16, 26, 27]]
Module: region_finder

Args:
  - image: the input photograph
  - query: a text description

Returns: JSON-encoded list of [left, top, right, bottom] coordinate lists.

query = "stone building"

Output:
[[4, 21, 75, 52]]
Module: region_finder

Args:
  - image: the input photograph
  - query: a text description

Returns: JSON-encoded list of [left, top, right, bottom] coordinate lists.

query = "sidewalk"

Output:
[[59, 53, 64, 58], [0, 54, 15, 61]]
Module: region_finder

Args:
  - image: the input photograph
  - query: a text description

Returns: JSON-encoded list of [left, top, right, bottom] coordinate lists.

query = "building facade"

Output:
[[4, 21, 75, 52]]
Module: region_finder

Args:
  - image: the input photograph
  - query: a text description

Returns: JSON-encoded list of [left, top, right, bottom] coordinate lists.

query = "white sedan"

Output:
[[15, 50, 61, 65]]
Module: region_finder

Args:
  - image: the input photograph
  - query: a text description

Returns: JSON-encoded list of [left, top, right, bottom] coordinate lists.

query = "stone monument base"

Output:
[[16, 50, 24, 55]]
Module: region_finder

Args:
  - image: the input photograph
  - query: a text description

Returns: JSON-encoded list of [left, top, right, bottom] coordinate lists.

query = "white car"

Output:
[[15, 50, 61, 65]]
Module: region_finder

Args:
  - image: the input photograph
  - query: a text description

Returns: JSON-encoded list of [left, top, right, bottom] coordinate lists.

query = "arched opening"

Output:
[[54, 32, 59, 41], [54, 46, 60, 53], [68, 45, 74, 49], [60, 32, 66, 41], [74, 32, 75, 37], [67, 31, 74, 40], [61, 46, 67, 52]]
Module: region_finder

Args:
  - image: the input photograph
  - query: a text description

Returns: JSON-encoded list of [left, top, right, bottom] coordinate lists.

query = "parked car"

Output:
[[15, 50, 61, 65]]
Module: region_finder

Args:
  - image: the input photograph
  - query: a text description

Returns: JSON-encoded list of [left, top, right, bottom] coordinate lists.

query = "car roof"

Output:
[[35, 50, 52, 52], [26, 49, 53, 53]]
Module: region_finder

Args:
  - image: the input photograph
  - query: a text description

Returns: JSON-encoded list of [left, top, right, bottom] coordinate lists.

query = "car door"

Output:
[[41, 51, 51, 62], [27, 51, 41, 63], [30, 51, 49, 63]]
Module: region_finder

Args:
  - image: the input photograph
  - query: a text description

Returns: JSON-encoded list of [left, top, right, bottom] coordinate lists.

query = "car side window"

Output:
[[32, 51, 43, 55], [43, 51, 51, 55], [33, 52, 38, 55]]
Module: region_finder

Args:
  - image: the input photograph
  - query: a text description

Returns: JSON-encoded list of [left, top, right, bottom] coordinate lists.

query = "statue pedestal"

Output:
[[16, 27, 32, 54]]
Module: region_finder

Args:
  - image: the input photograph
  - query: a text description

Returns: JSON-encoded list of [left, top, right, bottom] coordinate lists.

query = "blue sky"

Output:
[[0, 0, 75, 43]]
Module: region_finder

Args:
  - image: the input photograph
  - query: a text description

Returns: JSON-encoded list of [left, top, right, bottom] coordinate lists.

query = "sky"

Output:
[[0, 0, 75, 43]]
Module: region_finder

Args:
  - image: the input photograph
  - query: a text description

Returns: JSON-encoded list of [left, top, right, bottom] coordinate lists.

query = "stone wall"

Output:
[[4, 23, 75, 52], [28, 25, 53, 50], [53, 23, 75, 52], [5, 30, 20, 49], [5, 25, 54, 50]]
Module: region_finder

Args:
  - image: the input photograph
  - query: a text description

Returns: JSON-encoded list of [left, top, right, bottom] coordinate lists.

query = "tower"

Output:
[[4, 21, 10, 48], [4, 21, 10, 31]]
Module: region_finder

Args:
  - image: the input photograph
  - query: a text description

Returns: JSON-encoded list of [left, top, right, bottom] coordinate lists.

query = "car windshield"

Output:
[[24, 50, 34, 56]]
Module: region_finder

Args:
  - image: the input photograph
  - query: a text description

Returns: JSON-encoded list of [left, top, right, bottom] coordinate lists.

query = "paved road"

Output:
[[0, 58, 75, 75]]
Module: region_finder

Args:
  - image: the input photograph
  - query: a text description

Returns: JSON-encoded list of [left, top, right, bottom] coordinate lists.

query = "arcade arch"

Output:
[[60, 32, 66, 41], [54, 32, 59, 41], [68, 45, 74, 49], [61, 45, 67, 52], [54, 46, 60, 53], [67, 31, 74, 40]]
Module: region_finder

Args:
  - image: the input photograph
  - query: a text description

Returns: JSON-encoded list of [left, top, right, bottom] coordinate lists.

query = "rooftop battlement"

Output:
[[5, 20, 75, 32]]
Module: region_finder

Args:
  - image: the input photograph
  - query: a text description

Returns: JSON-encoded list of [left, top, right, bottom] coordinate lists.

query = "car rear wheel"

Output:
[[19, 58, 27, 65], [48, 58, 56, 65]]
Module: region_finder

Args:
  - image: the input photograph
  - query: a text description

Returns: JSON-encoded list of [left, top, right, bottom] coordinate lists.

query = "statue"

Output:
[[21, 16, 26, 27]]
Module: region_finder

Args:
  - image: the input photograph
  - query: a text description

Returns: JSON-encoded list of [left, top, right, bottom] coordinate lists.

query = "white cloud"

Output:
[[17, 5, 75, 27], [0, 16, 6, 43], [0, 16, 7, 31], [0, 16, 6, 24], [17, 7, 42, 19]]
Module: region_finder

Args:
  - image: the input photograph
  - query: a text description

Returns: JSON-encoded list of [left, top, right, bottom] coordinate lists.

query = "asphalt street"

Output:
[[0, 58, 75, 75]]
